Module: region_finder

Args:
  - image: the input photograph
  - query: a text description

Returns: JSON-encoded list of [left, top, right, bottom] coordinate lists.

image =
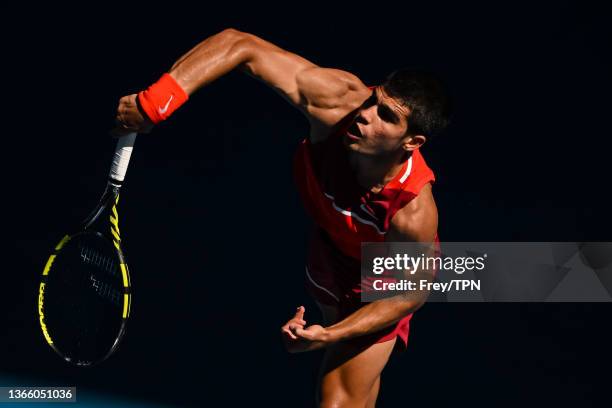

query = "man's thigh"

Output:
[[318, 336, 396, 407]]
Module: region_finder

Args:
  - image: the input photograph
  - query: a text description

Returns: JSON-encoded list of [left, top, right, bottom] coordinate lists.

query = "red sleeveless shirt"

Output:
[[293, 129, 436, 260]]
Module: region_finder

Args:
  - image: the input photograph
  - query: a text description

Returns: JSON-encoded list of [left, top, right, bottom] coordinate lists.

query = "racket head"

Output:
[[39, 230, 132, 366]]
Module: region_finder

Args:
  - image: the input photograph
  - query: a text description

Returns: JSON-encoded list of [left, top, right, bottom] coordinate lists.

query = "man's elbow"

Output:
[[397, 295, 427, 315], [218, 27, 245, 39], [218, 28, 258, 64]]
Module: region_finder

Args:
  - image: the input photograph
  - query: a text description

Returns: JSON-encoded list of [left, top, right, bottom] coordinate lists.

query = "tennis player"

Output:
[[114, 28, 450, 407]]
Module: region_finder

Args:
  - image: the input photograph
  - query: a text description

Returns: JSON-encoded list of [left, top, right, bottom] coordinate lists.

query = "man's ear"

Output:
[[402, 134, 426, 151]]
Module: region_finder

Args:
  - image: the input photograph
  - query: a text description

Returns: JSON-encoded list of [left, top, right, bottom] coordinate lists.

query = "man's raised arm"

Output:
[[114, 28, 370, 140]]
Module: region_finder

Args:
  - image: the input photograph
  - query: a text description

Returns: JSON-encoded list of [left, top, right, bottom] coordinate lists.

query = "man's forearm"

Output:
[[325, 298, 424, 342], [168, 28, 252, 95]]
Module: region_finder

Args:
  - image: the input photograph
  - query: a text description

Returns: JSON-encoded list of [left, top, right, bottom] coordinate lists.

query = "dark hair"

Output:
[[382, 69, 451, 138]]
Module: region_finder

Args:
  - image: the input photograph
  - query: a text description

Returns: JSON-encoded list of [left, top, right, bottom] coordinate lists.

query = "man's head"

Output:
[[344, 69, 451, 156]]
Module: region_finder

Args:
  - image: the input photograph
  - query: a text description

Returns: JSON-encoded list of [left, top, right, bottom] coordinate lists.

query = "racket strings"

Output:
[[79, 244, 118, 277], [89, 274, 123, 308], [78, 244, 123, 307], [43, 233, 127, 364]]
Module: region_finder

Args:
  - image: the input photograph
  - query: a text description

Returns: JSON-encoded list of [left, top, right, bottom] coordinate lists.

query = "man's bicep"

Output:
[[239, 34, 368, 125], [296, 67, 369, 124]]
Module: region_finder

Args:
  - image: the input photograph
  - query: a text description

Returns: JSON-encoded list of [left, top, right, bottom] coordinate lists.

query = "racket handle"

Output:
[[109, 133, 137, 185]]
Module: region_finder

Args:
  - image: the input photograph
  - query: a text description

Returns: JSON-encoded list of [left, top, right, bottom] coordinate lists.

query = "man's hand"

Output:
[[111, 94, 154, 137], [281, 306, 335, 353], [281, 306, 307, 341]]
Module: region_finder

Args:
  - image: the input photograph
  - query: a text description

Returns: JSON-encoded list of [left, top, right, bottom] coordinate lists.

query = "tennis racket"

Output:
[[38, 133, 137, 366]]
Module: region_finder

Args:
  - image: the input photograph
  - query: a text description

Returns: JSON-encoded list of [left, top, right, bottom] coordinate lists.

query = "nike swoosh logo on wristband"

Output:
[[158, 95, 174, 115]]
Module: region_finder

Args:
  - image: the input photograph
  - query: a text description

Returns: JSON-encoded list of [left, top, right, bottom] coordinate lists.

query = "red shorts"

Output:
[[304, 227, 412, 350]]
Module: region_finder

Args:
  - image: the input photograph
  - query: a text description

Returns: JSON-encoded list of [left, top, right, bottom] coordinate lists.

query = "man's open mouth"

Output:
[[346, 122, 362, 139]]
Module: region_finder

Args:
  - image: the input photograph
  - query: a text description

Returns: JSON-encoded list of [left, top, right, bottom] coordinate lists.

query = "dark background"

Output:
[[2, 0, 611, 406]]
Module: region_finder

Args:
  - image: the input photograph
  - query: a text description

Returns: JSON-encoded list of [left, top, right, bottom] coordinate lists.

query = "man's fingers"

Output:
[[288, 322, 304, 332], [112, 93, 154, 138], [294, 327, 312, 340], [281, 327, 298, 340], [281, 306, 308, 344], [294, 306, 305, 320], [288, 318, 306, 326]]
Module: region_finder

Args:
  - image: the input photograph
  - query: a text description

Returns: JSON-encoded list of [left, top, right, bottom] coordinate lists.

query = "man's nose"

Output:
[[356, 106, 375, 124]]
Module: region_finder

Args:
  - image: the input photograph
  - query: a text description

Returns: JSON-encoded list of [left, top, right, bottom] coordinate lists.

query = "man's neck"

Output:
[[348, 149, 409, 193]]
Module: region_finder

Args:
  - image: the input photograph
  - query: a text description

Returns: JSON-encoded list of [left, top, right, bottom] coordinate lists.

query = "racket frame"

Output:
[[39, 133, 137, 366]]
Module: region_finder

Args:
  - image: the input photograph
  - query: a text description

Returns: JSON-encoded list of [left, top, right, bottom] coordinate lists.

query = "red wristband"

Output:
[[137, 73, 189, 124]]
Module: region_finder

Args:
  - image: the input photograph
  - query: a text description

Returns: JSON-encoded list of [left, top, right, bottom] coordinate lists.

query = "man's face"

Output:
[[343, 86, 411, 156]]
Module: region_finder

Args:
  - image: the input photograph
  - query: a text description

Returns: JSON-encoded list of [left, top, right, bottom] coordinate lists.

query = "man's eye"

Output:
[[378, 108, 396, 123]]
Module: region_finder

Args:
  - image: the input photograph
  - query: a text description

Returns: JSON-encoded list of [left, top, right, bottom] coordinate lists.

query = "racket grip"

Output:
[[109, 133, 137, 184]]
